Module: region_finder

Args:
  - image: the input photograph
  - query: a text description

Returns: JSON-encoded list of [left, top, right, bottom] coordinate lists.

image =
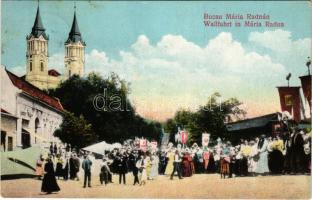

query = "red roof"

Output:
[[48, 69, 61, 77], [6, 69, 64, 113]]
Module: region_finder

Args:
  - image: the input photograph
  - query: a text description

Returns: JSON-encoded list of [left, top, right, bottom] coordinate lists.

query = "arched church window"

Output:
[[30, 62, 32, 72], [40, 62, 44, 72]]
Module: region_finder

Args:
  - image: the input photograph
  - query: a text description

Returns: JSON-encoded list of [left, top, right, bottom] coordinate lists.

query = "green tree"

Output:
[[50, 73, 161, 143], [164, 92, 246, 146], [54, 112, 97, 149]]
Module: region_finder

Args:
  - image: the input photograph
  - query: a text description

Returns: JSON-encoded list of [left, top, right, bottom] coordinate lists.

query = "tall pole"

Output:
[[306, 57, 311, 75]]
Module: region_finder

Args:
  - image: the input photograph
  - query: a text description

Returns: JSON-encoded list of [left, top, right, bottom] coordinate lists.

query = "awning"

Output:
[[1, 146, 41, 176]]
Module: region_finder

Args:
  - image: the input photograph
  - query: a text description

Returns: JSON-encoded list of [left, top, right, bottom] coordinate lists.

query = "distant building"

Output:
[[25, 5, 85, 90], [226, 112, 283, 143], [1, 66, 64, 151]]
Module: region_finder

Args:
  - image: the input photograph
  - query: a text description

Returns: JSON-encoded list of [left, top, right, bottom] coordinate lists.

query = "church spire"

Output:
[[66, 7, 84, 45], [29, 4, 48, 40]]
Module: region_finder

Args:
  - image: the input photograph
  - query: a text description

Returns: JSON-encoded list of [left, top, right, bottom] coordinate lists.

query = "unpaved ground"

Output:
[[1, 174, 311, 199]]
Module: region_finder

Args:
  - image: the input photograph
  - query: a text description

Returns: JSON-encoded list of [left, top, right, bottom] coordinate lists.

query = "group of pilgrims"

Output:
[[37, 128, 311, 194]]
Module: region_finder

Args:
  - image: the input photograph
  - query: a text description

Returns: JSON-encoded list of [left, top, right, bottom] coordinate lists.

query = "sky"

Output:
[[1, 1, 311, 121]]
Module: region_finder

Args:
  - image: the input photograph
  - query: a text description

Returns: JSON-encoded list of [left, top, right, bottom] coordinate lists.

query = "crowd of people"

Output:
[[36, 128, 311, 194]]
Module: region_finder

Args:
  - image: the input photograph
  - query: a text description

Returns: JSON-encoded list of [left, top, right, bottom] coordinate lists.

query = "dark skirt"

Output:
[[182, 161, 192, 177], [55, 163, 63, 177], [239, 157, 248, 176], [220, 159, 230, 174], [41, 173, 60, 193], [268, 150, 284, 174], [207, 155, 216, 173]]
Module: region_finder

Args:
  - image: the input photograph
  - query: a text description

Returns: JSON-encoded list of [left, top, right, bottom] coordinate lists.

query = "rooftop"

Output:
[[6, 69, 64, 113]]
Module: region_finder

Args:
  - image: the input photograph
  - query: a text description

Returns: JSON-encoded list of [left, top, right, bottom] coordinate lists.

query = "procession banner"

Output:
[[139, 139, 147, 151], [1, 0, 311, 199], [181, 130, 188, 144], [277, 87, 301, 122], [300, 75, 312, 109], [202, 133, 210, 147]]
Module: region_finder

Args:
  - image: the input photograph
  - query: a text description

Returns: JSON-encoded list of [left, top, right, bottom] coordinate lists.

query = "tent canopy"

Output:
[[82, 141, 122, 155]]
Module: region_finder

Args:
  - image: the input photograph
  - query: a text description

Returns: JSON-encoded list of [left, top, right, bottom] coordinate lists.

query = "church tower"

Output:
[[64, 9, 85, 78], [26, 5, 49, 89]]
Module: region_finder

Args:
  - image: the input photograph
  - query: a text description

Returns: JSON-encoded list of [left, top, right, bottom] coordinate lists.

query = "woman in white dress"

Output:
[[150, 152, 159, 180], [248, 141, 259, 175], [255, 135, 270, 174], [136, 154, 147, 185]]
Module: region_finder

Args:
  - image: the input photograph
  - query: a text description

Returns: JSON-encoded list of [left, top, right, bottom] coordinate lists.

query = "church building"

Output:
[[25, 5, 86, 90], [1, 4, 86, 151]]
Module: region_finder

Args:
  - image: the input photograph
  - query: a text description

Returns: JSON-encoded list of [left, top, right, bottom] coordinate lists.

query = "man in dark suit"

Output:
[[290, 129, 305, 174], [82, 154, 92, 188]]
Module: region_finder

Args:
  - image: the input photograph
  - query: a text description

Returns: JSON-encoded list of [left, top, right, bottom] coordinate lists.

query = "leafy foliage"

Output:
[[54, 112, 97, 149], [164, 92, 246, 145], [50, 73, 162, 146]]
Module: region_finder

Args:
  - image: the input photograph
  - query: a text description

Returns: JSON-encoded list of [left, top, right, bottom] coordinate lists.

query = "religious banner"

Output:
[[161, 132, 170, 147], [175, 132, 181, 143], [2, 0, 311, 199], [202, 133, 210, 147], [139, 139, 147, 151], [299, 75, 312, 110], [181, 130, 188, 144], [277, 86, 301, 122]]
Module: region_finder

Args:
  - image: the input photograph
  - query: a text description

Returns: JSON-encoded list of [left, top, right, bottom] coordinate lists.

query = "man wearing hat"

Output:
[[82, 154, 92, 188]]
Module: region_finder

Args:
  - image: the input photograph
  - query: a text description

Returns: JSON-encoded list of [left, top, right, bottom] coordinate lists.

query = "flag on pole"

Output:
[[300, 75, 312, 110], [277, 86, 301, 122], [181, 130, 188, 144], [202, 133, 210, 147]]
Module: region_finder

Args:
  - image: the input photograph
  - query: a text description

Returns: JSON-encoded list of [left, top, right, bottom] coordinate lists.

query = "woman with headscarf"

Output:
[[220, 143, 231, 178], [269, 136, 284, 174], [255, 135, 270, 175], [36, 155, 45, 180], [100, 157, 112, 185], [55, 154, 63, 179], [41, 157, 60, 194], [165, 149, 175, 175], [63, 153, 70, 180], [182, 149, 192, 177], [248, 140, 259, 176], [240, 140, 251, 176], [136, 153, 147, 186], [150, 152, 159, 180]]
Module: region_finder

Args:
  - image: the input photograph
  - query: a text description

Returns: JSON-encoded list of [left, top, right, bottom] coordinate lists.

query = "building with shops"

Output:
[[226, 112, 283, 144], [1, 66, 64, 151]]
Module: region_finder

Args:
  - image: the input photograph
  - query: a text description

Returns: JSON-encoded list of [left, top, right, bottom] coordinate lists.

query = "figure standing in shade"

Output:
[[41, 156, 60, 194]]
